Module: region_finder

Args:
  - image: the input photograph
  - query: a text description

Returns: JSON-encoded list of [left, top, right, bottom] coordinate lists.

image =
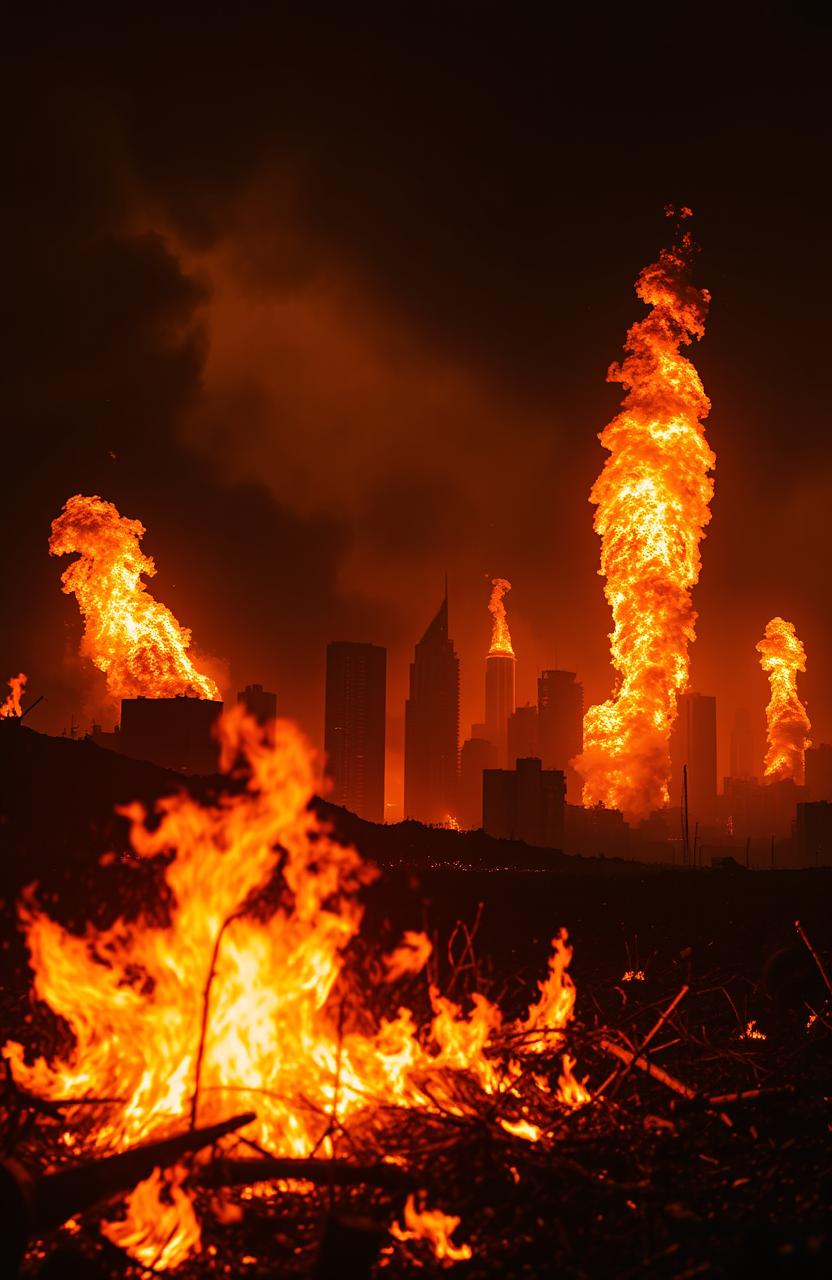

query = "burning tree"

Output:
[[576, 210, 715, 822]]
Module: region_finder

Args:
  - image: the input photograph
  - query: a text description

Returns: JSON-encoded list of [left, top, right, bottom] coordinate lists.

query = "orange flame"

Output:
[[576, 215, 714, 821], [0, 671, 27, 718], [49, 495, 220, 702], [3, 709, 582, 1266], [487, 577, 514, 656], [384, 930, 432, 982], [391, 1193, 472, 1263], [756, 616, 811, 783]]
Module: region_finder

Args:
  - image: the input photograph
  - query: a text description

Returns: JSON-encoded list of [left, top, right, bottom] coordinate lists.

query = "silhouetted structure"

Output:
[[485, 651, 515, 767], [404, 591, 460, 824], [805, 743, 832, 802], [564, 802, 629, 858], [119, 696, 223, 774], [796, 800, 832, 866], [729, 707, 756, 779], [237, 683, 277, 724], [670, 692, 717, 822], [537, 670, 583, 803], [324, 642, 386, 823], [459, 736, 497, 830], [483, 757, 565, 849], [508, 703, 538, 766]]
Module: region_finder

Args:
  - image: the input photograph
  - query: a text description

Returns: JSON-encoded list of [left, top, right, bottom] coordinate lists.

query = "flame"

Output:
[[3, 709, 582, 1266], [557, 1053, 591, 1107], [0, 671, 27, 718], [391, 1193, 472, 1263], [102, 1165, 201, 1271], [384, 930, 432, 982], [49, 495, 219, 701], [742, 1020, 766, 1041], [756, 617, 811, 784], [576, 214, 714, 821], [487, 577, 514, 656]]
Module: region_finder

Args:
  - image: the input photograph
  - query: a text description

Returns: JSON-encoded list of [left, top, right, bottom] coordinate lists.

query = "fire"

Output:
[[487, 577, 514, 656], [756, 616, 811, 784], [49, 494, 219, 702], [576, 211, 715, 822], [4, 708, 584, 1267], [0, 671, 26, 718], [391, 1193, 472, 1263]]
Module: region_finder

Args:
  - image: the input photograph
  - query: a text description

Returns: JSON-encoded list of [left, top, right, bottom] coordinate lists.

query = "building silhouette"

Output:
[[404, 591, 460, 824], [670, 692, 718, 822], [237, 683, 277, 724], [796, 800, 832, 866], [119, 695, 223, 774], [729, 707, 756, 779], [537, 670, 583, 803], [459, 736, 497, 830], [324, 641, 386, 823], [485, 651, 515, 767], [483, 757, 565, 849], [805, 744, 832, 802], [508, 703, 538, 767]]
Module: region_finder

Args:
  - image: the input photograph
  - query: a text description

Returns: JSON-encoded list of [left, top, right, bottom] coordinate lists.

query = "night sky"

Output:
[[4, 4, 831, 815]]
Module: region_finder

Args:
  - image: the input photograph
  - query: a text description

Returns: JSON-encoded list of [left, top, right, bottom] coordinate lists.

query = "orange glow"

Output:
[[576, 214, 714, 822], [391, 1193, 472, 1263], [102, 1165, 201, 1271], [3, 709, 583, 1266], [487, 577, 514, 656], [0, 671, 26, 718], [49, 494, 220, 702], [756, 616, 811, 784]]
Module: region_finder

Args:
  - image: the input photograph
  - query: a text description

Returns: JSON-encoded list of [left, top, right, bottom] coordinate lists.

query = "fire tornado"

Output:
[[487, 577, 514, 655], [49, 494, 220, 702], [576, 213, 715, 821], [757, 616, 811, 784]]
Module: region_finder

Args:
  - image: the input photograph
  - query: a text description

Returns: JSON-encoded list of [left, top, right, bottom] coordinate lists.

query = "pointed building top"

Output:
[[419, 588, 449, 648]]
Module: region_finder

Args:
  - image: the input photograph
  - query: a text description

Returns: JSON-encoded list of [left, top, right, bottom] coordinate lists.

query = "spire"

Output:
[[419, 585, 449, 647]]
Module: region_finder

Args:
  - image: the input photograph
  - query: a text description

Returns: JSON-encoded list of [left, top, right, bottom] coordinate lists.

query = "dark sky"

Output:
[[4, 4, 831, 814]]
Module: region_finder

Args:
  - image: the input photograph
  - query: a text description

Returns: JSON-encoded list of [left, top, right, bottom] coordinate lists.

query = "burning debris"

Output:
[[576, 210, 715, 822], [757, 616, 811, 784], [3, 708, 587, 1271], [1, 672, 27, 719], [49, 495, 219, 703]]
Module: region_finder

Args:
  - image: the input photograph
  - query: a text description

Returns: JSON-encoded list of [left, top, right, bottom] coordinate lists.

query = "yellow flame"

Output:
[[487, 577, 514, 656], [49, 494, 219, 702], [757, 616, 811, 783], [576, 215, 714, 822], [391, 1193, 472, 1263], [0, 672, 26, 718]]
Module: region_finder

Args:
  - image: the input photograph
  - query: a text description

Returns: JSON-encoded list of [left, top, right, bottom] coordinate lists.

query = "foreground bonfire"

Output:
[[3, 708, 587, 1269]]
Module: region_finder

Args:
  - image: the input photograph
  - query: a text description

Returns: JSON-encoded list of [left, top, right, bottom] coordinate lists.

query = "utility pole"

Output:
[[682, 764, 690, 867]]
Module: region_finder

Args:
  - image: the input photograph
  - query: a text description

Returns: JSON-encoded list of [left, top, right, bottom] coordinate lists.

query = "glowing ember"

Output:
[[391, 1193, 472, 1263], [49, 494, 220, 702], [4, 709, 583, 1267], [0, 671, 26, 718], [756, 616, 811, 784], [622, 969, 646, 982], [487, 577, 514, 656], [576, 210, 715, 822], [742, 1020, 766, 1041]]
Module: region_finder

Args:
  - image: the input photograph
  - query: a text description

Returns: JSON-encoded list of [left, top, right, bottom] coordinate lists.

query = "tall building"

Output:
[[805, 744, 832, 802], [324, 642, 386, 823], [237, 683, 277, 724], [508, 703, 538, 766], [485, 651, 515, 766], [404, 591, 460, 824], [729, 707, 755, 779], [537, 670, 583, 803], [670, 692, 718, 822], [459, 736, 497, 830], [483, 757, 565, 849]]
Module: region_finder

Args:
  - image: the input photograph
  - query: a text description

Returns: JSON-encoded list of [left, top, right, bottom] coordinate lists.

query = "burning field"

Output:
[[1, 710, 831, 1278]]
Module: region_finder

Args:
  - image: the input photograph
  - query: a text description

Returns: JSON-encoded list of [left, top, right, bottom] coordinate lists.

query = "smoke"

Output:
[[576, 214, 715, 822], [49, 494, 221, 704], [756, 616, 811, 783], [487, 578, 514, 656]]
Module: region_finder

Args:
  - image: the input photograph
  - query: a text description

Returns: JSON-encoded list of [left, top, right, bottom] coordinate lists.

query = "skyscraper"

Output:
[[670, 691, 718, 822], [537, 670, 583, 803], [237, 683, 277, 724], [508, 703, 538, 766], [485, 651, 515, 766], [459, 736, 497, 830], [324, 642, 386, 823], [404, 591, 460, 824], [729, 706, 755, 779]]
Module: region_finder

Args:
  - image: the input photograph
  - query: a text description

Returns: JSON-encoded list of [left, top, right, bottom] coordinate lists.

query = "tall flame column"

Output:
[[575, 213, 715, 822], [485, 579, 516, 767]]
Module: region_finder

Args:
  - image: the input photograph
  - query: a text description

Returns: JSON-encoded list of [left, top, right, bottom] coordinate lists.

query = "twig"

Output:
[[191, 908, 246, 1130], [795, 919, 832, 1001], [599, 1038, 697, 1100], [611, 985, 689, 1095]]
